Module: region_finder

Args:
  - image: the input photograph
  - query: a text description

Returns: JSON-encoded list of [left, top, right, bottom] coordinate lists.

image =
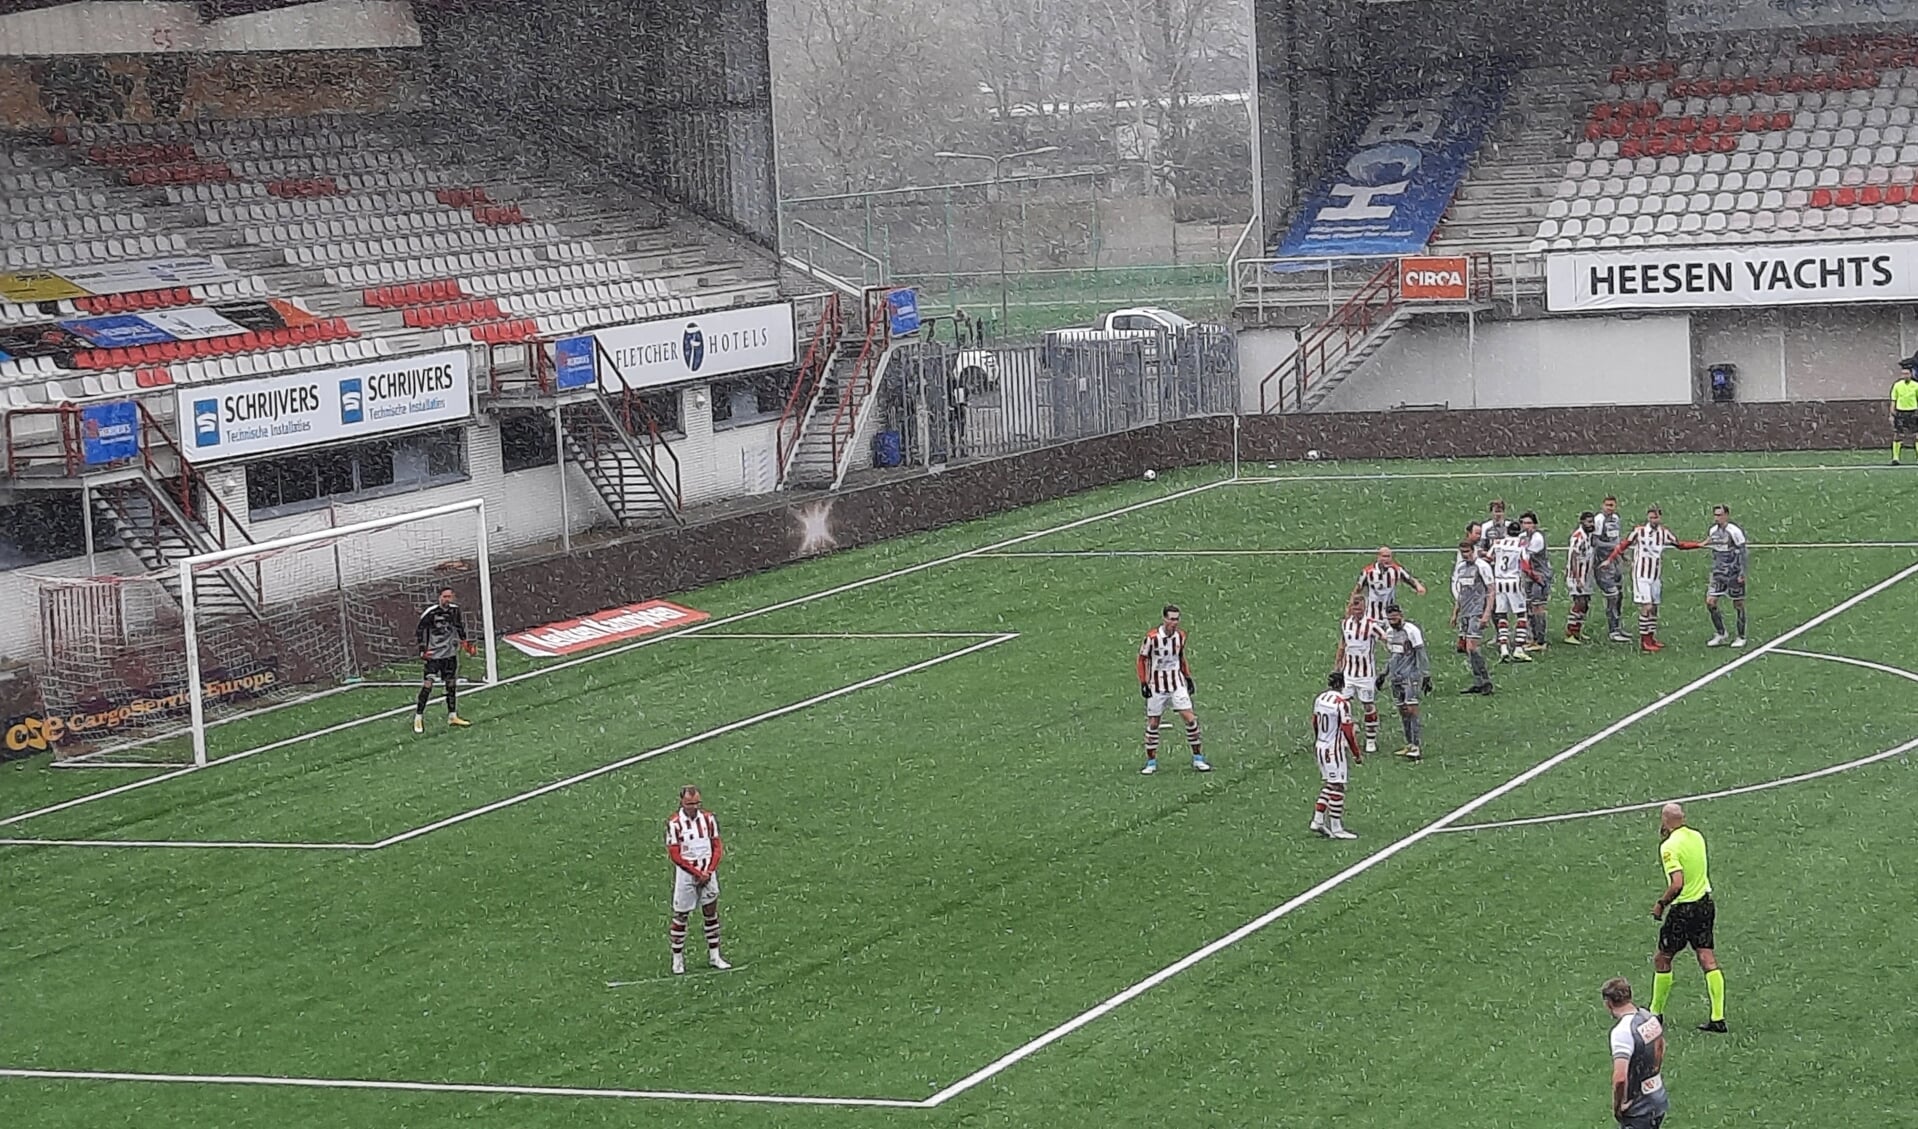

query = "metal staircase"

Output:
[[784, 294, 892, 490], [774, 293, 846, 487], [91, 471, 264, 620], [556, 390, 684, 528]]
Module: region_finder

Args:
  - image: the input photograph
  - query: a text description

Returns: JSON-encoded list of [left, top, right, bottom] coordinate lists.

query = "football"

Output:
[[1142, 469, 1158, 481], [1305, 449, 1323, 461]]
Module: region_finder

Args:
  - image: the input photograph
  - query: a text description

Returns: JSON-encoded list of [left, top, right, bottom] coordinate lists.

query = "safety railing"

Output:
[[1259, 259, 1403, 413], [136, 401, 257, 560], [774, 292, 845, 485], [826, 291, 891, 476], [3, 405, 90, 477], [593, 338, 684, 514]]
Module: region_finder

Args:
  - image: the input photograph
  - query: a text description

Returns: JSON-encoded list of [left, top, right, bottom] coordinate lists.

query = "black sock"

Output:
[[1709, 605, 1727, 634], [1735, 606, 1747, 637], [445, 681, 458, 715], [1468, 650, 1490, 684], [1606, 594, 1623, 634], [416, 684, 431, 714]]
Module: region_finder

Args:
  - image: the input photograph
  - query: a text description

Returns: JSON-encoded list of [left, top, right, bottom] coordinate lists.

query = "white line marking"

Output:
[[1440, 735, 1918, 834], [0, 1069, 928, 1109], [0, 838, 371, 850], [689, 632, 1008, 639], [919, 558, 1918, 1108], [1439, 648, 1918, 833], [2, 637, 1018, 853], [367, 634, 1019, 850], [1, 478, 1227, 829], [606, 965, 747, 988], [980, 542, 1918, 559], [1770, 647, 1918, 683], [1229, 462, 1900, 485]]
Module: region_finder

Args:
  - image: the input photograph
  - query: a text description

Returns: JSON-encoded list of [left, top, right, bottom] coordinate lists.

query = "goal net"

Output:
[[33, 497, 498, 768]]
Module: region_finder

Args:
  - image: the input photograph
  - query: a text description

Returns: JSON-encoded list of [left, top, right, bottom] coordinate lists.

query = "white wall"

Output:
[[1690, 306, 1912, 402], [1311, 314, 1695, 411], [661, 388, 782, 506]]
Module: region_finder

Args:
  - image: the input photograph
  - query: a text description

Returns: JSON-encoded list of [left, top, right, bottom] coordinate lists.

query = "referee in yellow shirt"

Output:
[[1892, 357, 1918, 465], [1649, 803, 1727, 1032]]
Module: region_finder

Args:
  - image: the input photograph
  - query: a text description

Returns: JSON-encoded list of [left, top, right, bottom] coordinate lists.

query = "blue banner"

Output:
[[554, 336, 596, 391], [80, 400, 140, 465], [1274, 73, 1510, 259], [886, 288, 921, 337], [59, 314, 174, 349]]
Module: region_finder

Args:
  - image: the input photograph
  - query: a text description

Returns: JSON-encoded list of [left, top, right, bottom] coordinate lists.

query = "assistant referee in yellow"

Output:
[[1649, 803, 1727, 1033], [1892, 356, 1918, 465]]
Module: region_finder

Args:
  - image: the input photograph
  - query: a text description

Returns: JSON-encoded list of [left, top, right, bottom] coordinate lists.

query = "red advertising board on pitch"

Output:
[[1398, 256, 1471, 300], [504, 600, 710, 657]]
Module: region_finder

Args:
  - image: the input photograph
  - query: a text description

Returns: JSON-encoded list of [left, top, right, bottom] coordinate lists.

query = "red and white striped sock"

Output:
[[1184, 719, 1202, 756], [1144, 726, 1161, 760], [1363, 709, 1378, 744], [669, 917, 688, 956], [702, 915, 722, 954]]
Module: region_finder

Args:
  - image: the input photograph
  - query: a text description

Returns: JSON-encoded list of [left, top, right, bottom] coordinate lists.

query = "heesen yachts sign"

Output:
[[177, 350, 472, 463], [1546, 242, 1918, 312], [587, 303, 796, 391]]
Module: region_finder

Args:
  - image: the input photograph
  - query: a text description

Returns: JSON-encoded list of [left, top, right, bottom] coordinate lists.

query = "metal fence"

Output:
[[871, 327, 1236, 469]]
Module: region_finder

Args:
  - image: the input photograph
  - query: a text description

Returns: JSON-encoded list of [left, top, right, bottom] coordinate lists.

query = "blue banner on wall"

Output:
[[59, 314, 174, 349], [80, 400, 140, 465], [1274, 73, 1511, 259], [885, 288, 921, 337], [554, 336, 597, 391]]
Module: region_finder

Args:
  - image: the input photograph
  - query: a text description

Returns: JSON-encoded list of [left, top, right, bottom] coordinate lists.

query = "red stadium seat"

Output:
[[1835, 186, 1859, 206]]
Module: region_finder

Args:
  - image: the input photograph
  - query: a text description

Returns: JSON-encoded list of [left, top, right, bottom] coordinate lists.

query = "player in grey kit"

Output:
[[1450, 539, 1495, 695], [1601, 977, 1669, 1129], [1703, 504, 1750, 648], [1383, 605, 1431, 761], [1593, 496, 1628, 642], [1520, 511, 1552, 653], [414, 587, 475, 732]]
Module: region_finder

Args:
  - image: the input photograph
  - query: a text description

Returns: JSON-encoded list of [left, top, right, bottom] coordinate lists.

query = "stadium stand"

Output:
[[0, 113, 781, 405], [1426, 33, 1918, 254]]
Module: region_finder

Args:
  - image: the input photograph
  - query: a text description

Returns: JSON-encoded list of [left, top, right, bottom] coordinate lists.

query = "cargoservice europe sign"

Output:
[[175, 349, 472, 463]]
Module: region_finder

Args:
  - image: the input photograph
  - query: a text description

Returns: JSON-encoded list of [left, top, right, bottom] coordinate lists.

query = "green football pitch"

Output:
[[5, 451, 1917, 1129]]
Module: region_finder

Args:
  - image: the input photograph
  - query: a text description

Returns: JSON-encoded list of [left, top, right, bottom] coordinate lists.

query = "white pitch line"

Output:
[[3, 637, 1018, 853], [981, 542, 1918, 559], [1229, 462, 1902, 485], [0, 477, 1229, 830], [367, 634, 1019, 850], [688, 632, 1010, 639], [920, 557, 1918, 1108], [1439, 734, 1918, 834], [0, 838, 371, 850], [1770, 647, 1918, 683], [0, 1068, 928, 1109]]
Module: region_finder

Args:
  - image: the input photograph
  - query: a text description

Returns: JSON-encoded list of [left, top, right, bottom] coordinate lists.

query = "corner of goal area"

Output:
[[1, 630, 1022, 852]]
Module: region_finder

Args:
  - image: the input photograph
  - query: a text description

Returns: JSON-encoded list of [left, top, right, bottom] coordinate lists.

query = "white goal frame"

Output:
[[178, 497, 499, 767]]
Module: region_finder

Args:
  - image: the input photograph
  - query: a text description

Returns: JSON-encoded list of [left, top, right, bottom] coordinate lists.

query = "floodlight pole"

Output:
[[934, 147, 1059, 332]]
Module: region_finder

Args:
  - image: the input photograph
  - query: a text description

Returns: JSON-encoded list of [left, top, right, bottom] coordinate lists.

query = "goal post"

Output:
[[35, 496, 498, 769], [179, 497, 498, 768]]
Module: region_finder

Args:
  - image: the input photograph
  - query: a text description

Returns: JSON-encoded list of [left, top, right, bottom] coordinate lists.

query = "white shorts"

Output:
[[672, 868, 720, 914], [1566, 573, 1593, 597], [1146, 686, 1193, 716], [1494, 584, 1525, 614], [1342, 675, 1376, 705], [1634, 577, 1663, 606], [1315, 745, 1349, 785]]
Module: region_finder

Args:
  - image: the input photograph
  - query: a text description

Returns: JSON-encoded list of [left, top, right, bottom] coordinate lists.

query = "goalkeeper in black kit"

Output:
[[415, 587, 476, 733]]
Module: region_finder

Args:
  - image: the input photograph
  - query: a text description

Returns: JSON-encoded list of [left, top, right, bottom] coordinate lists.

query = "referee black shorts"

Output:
[[1658, 895, 1716, 954], [1896, 409, 1918, 435], [422, 656, 459, 683]]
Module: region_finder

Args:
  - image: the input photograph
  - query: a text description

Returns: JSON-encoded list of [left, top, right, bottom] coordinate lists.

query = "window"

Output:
[[0, 493, 113, 568], [245, 428, 469, 516], [499, 410, 557, 473], [711, 369, 796, 429], [634, 388, 682, 436]]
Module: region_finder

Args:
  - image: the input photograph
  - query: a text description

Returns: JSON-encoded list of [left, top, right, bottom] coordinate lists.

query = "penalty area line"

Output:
[[0, 838, 371, 851], [919, 557, 1918, 1109], [1227, 462, 1905, 485], [0, 1068, 928, 1109], [979, 541, 1918, 559], [0, 478, 1228, 830]]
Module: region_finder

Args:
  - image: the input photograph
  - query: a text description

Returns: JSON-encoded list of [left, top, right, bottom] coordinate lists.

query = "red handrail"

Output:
[[136, 401, 256, 558], [775, 293, 844, 482], [3, 405, 87, 476], [1259, 260, 1402, 413], [590, 344, 683, 513], [826, 297, 888, 474]]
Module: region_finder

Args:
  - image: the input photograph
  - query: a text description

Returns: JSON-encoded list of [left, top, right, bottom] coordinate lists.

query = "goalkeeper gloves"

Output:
[[1140, 683, 1151, 699], [461, 640, 478, 657], [420, 648, 431, 661]]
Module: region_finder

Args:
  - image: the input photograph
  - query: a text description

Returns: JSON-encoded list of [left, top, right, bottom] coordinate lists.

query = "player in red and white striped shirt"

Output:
[[1310, 672, 1363, 839], [1333, 593, 1391, 754], [1605, 506, 1702, 653], [1353, 547, 1428, 621], [665, 785, 730, 975], [1136, 604, 1208, 774], [1564, 512, 1597, 644]]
